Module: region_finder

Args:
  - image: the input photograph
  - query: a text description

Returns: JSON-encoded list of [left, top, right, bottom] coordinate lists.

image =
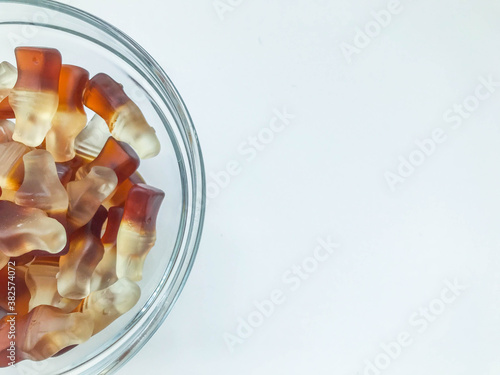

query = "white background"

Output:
[[64, 0, 500, 374]]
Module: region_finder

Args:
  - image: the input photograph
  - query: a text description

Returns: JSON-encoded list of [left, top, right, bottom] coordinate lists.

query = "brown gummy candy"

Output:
[[10, 47, 61, 147], [75, 137, 140, 185], [116, 183, 165, 281], [46, 65, 89, 162], [83, 73, 160, 159]]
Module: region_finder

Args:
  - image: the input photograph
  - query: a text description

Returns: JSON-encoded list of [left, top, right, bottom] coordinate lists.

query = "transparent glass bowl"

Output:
[[0, 1, 205, 374]]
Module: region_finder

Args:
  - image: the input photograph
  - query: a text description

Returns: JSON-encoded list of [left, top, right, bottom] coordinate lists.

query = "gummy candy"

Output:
[[46, 65, 89, 162], [0, 305, 93, 363], [116, 184, 164, 281], [91, 206, 123, 292], [10, 47, 61, 147], [0, 201, 67, 257], [78, 278, 140, 334], [74, 114, 111, 161], [15, 150, 69, 224], [75, 137, 139, 185], [26, 258, 81, 312], [83, 73, 160, 159]]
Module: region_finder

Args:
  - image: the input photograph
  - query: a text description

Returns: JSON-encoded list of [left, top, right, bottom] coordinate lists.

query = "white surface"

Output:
[[64, 0, 500, 374]]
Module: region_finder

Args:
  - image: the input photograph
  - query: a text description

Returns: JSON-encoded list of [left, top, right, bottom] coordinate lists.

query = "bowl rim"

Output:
[[0, 0, 206, 373]]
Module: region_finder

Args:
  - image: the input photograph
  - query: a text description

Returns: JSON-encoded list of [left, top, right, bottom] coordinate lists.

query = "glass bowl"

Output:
[[0, 0, 205, 374]]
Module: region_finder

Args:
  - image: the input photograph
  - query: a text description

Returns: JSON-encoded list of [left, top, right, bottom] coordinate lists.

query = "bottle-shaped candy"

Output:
[[83, 73, 160, 159], [0, 61, 17, 102], [116, 184, 164, 281], [25, 258, 81, 313], [0, 201, 67, 257], [9, 47, 61, 147], [57, 207, 107, 299], [46, 65, 89, 162], [78, 278, 140, 334], [91, 206, 123, 291], [74, 114, 111, 161], [15, 150, 69, 224], [0, 305, 93, 364], [67, 166, 117, 230], [75, 137, 139, 185]]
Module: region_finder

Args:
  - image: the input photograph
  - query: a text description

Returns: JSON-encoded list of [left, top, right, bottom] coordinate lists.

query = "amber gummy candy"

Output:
[[10, 47, 61, 147], [75, 137, 140, 185], [46, 65, 89, 162], [83, 73, 161, 159], [116, 183, 165, 281]]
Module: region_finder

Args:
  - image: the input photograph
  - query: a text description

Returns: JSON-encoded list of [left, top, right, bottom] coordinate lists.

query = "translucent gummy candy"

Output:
[[75, 137, 139, 185], [58, 207, 107, 299], [15, 150, 69, 223], [46, 65, 89, 162], [67, 166, 117, 230], [0, 141, 30, 191], [0, 61, 17, 102], [79, 278, 140, 334], [116, 184, 164, 281], [25, 258, 80, 313], [10, 47, 61, 147], [0, 305, 93, 363], [91, 206, 123, 291], [0, 120, 14, 143], [0, 201, 67, 257], [74, 114, 111, 161], [83, 73, 160, 159]]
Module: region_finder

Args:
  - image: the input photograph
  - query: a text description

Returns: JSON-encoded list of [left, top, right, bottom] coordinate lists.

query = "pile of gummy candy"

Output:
[[0, 47, 165, 366]]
